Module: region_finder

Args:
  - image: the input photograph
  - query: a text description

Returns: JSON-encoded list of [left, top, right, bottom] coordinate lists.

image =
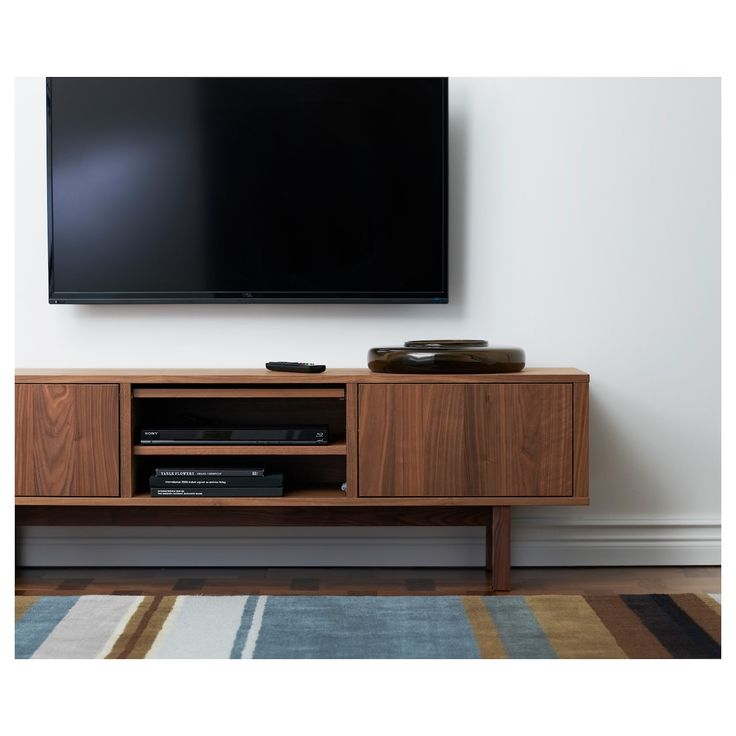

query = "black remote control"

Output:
[[265, 362, 326, 373]]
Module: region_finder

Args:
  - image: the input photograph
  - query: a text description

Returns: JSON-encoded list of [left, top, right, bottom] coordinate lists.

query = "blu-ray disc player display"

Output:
[[139, 426, 329, 445]]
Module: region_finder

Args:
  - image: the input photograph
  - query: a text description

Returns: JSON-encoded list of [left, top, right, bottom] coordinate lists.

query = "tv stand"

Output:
[[15, 368, 589, 591]]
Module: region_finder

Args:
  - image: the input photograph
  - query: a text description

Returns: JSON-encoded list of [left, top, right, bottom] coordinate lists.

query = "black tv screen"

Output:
[[47, 77, 448, 303]]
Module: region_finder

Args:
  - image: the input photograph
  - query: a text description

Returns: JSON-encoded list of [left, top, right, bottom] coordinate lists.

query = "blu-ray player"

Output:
[[140, 426, 329, 445]]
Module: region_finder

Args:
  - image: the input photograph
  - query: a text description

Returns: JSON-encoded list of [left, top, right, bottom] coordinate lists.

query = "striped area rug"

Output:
[[15, 593, 721, 659]]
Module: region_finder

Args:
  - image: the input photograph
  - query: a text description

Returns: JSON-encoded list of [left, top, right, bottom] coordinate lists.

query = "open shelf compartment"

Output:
[[125, 382, 354, 499], [132, 388, 346, 443], [134, 450, 349, 498]]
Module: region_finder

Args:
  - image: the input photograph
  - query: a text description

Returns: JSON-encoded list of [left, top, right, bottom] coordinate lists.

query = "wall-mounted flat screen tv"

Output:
[[47, 77, 448, 303]]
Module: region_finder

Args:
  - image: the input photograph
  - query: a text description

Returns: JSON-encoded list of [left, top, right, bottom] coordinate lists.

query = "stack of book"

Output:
[[149, 467, 284, 497]]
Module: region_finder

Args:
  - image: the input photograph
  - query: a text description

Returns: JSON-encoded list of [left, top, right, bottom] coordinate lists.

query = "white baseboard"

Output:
[[17, 516, 721, 567], [510, 517, 721, 566]]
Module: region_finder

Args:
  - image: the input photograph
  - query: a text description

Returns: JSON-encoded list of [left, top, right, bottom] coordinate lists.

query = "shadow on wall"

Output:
[[67, 113, 471, 328], [587, 387, 712, 516]]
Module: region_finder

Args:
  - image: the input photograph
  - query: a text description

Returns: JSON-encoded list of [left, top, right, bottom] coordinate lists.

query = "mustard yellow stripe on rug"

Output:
[[525, 595, 627, 659], [696, 593, 721, 615], [15, 596, 39, 622], [461, 596, 507, 658]]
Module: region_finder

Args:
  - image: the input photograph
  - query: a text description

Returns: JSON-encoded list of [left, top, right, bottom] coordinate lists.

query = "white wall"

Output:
[[15, 77, 721, 566]]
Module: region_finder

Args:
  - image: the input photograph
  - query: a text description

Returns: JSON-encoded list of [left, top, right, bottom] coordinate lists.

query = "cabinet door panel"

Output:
[[15, 384, 120, 497], [358, 384, 572, 497]]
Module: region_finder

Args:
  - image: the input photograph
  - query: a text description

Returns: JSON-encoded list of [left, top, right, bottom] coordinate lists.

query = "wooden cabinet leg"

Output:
[[486, 506, 511, 591]]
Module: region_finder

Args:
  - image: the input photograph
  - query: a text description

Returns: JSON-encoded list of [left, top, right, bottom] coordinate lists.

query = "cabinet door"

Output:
[[15, 384, 120, 497], [358, 384, 572, 497]]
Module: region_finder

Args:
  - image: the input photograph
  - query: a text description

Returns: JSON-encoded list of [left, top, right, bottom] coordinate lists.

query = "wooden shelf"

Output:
[[132, 387, 345, 399], [15, 494, 588, 507], [16, 367, 590, 384], [135, 488, 350, 504], [133, 442, 347, 456], [128, 488, 350, 505]]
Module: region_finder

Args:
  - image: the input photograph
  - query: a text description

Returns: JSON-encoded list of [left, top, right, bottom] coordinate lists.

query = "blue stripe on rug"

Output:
[[251, 595, 479, 658], [482, 596, 557, 659], [15, 596, 80, 659], [230, 595, 258, 658]]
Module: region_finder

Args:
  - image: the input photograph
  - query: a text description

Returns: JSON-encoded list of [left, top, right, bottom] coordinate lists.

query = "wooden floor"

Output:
[[15, 566, 721, 596]]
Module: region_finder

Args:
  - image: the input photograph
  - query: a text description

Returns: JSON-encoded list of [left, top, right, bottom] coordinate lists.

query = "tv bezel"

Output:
[[46, 77, 449, 305]]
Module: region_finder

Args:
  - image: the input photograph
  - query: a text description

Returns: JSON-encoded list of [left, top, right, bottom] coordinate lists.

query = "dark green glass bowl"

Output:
[[368, 342, 526, 374]]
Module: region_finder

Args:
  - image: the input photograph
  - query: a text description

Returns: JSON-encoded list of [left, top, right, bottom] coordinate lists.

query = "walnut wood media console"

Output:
[[15, 368, 589, 591]]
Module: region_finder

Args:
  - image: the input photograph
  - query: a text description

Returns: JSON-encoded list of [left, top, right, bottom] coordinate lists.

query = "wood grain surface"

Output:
[[358, 384, 573, 497], [488, 507, 511, 591], [16, 566, 720, 597], [345, 383, 359, 498], [132, 387, 345, 399], [15, 371, 589, 516], [16, 367, 590, 384], [573, 382, 590, 498], [132, 442, 347, 456], [15, 384, 120, 497], [119, 384, 133, 498], [15, 494, 589, 507]]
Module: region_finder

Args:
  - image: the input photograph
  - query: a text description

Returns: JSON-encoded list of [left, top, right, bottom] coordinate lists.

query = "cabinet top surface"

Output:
[[15, 367, 589, 383]]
